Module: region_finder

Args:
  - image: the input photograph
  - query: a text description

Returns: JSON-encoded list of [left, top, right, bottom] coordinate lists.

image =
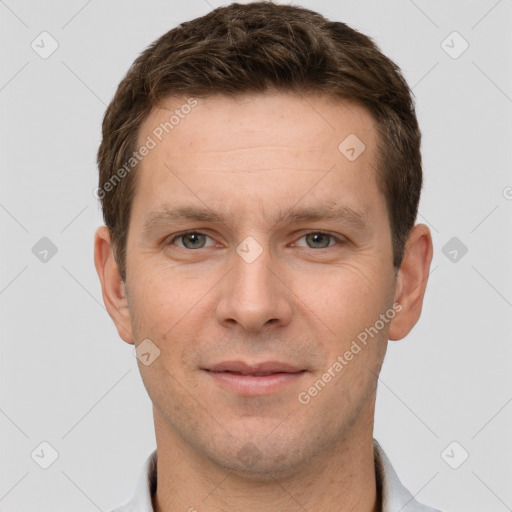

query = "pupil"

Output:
[[185, 233, 204, 248], [308, 233, 328, 248]]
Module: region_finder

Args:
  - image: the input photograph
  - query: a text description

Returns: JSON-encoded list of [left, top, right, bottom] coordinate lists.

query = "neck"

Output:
[[152, 403, 380, 512]]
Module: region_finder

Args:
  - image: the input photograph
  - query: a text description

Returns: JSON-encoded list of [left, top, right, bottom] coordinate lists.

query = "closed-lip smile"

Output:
[[203, 360, 307, 395]]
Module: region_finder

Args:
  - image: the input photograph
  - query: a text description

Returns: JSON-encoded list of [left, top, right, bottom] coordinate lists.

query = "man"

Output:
[[94, 2, 438, 511]]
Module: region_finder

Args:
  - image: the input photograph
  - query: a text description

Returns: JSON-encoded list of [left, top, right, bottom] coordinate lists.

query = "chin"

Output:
[[215, 450, 306, 482], [202, 429, 316, 482]]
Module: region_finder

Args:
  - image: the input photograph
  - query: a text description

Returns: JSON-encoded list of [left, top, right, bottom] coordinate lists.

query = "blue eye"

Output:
[[172, 231, 214, 249], [296, 232, 338, 249]]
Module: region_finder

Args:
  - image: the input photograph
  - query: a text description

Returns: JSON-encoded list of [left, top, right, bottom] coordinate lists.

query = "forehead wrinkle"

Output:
[[188, 144, 305, 154], [142, 199, 371, 236]]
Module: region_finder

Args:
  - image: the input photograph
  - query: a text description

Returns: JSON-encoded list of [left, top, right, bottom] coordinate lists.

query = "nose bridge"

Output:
[[216, 236, 292, 331], [235, 241, 272, 297]]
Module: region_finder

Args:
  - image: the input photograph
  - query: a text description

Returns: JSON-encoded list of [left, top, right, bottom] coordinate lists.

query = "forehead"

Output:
[[139, 92, 376, 161], [132, 92, 384, 226]]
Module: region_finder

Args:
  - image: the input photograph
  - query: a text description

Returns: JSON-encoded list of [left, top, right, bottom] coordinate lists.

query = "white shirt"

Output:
[[111, 438, 442, 512]]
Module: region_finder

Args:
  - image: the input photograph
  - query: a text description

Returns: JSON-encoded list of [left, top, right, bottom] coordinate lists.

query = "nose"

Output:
[[215, 242, 293, 333]]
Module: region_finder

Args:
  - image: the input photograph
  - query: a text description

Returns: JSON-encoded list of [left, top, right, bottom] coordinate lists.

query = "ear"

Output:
[[94, 226, 134, 345], [388, 224, 433, 341]]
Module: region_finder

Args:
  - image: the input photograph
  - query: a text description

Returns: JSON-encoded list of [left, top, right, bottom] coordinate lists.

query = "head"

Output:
[[95, 2, 432, 479]]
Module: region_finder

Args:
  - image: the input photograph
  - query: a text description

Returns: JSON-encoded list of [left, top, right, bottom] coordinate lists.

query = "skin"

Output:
[[94, 91, 433, 512]]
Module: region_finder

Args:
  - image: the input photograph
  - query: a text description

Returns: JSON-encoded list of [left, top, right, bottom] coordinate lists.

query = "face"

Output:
[[113, 92, 402, 478]]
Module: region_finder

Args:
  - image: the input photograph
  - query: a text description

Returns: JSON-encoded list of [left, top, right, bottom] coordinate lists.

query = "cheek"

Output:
[[303, 263, 391, 337], [128, 271, 214, 377], [129, 268, 199, 337]]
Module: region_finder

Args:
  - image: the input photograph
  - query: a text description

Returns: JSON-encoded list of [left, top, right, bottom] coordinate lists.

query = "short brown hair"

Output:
[[97, 1, 422, 282]]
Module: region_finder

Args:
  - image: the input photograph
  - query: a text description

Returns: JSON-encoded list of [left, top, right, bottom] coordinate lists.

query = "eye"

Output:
[[294, 232, 340, 249], [170, 231, 215, 249]]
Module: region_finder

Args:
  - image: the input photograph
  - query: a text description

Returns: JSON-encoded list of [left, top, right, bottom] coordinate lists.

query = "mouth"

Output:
[[202, 361, 307, 396]]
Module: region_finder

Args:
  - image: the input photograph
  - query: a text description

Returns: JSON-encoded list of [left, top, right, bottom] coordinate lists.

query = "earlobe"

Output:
[[388, 224, 433, 341], [93, 226, 134, 345]]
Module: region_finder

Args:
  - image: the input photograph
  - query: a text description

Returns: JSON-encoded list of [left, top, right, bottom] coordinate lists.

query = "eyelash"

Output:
[[167, 230, 344, 249]]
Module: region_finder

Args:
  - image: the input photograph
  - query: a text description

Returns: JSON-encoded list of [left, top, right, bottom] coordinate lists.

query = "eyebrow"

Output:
[[142, 202, 370, 234]]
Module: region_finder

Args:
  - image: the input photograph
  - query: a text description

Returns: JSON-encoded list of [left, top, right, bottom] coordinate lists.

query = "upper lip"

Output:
[[205, 361, 305, 375]]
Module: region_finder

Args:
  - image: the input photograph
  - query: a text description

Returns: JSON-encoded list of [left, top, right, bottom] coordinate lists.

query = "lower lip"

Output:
[[204, 370, 306, 396]]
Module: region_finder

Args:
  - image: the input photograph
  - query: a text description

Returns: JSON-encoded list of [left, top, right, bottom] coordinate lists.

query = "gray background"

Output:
[[1, 0, 511, 511]]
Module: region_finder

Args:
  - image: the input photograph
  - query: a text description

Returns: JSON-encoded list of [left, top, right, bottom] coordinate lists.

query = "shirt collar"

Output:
[[372, 438, 441, 512], [113, 439, 440, 512]]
